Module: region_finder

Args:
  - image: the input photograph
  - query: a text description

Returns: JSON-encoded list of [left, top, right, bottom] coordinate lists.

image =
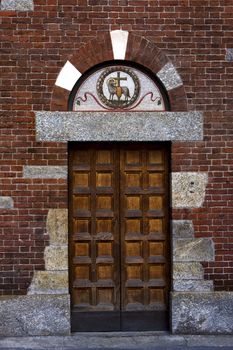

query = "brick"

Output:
[[0, 0, 233, 296]]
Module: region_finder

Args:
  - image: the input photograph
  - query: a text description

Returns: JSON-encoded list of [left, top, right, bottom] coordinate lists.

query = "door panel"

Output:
[[69, 145, 120, 331], [69, 143, 170, 332], [120, 146, 169, 330]]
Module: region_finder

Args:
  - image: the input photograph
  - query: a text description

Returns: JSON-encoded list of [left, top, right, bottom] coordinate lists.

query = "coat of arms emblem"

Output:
[[96, 67, 140, 109]]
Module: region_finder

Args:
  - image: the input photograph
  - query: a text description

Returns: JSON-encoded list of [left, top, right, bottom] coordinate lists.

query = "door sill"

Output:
[[71, 311, 169, 332]]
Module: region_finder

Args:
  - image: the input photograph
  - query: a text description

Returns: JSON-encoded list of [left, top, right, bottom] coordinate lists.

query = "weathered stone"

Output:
[[35, 111, 203, 142], [157, 62, 183, 90], [44, 246, 68, 271], [226, 48, 233, 62], [174, 238, 215, 262], [0, 333, 185, 349], [46, 209, 68, 245], [172, 220, 194, 238], [173, 279, 213, 292], [186, 335, 233, 347], [172, 172, 208, 208], [171, 292, 233, 334], [0, 295, 70, 336], [1, 333, 233, 349], [1, 0, 34, 11], [28, 271, 68, 295], [23, 166, 67, 179], [173, 262, 204, 280], [0, 196, 14, 209]]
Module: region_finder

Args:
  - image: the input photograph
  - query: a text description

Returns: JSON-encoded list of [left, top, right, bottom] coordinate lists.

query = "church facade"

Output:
[[1, 0, 233, 335]]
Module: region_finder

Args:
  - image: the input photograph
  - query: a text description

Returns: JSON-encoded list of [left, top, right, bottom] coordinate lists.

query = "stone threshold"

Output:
[[1, 333, 233, 349]]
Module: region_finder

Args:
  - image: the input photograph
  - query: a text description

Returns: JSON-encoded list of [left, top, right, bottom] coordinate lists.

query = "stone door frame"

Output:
[[27, 109, 217, 335]]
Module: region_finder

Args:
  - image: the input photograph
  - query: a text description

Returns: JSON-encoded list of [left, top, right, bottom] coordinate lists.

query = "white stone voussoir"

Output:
[[110, 30, 129, 60], [55, 61, 82, 91]]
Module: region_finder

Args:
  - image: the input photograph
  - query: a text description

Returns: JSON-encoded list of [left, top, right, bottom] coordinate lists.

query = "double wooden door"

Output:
[[69, 142, 170, 331]]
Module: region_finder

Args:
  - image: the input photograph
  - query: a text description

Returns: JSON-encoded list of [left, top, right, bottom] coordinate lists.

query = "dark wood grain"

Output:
[[69, 142, 170, 331]]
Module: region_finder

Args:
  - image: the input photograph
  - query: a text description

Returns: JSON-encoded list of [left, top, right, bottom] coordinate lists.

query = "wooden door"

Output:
[[69, 143, 170, 332]]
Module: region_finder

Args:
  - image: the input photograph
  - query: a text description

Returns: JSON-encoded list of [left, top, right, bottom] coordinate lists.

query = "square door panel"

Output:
[[73, 288, 91, 307], [126, 288, 143, 305], [75, 266, 90, 280], [74, 196, 90, 211], [148, 150, 163, 165], [125, 219, 141, 234], [96, 219, 113, 235], [96, 172, 112, 188], [149, 242, 164, 256], [97, 288, 114, 306], [96, 150, 112, 164], [148, 173, 164, 188], [75, 242, 90, 257], [127, 265, 142, 280], [148, 219, 163, 234], [125, 173, 141, 188], [149, 196, 163, 211], [126, 242, 142, 257], [97, 242, 112, 256], [97, 265, 113, 280], [126, 151, 140, 165], [149, 265, 165, 279], [96, 196, 113, 210], [73, 151, 90, 166], [73, 172, 89, 189], [73, 219, 90, 235], [149, 288, 165, 305], [126, 196, 141, 210]]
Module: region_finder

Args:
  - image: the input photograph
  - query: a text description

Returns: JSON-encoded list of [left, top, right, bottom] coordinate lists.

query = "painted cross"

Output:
[[115, 71, 127, 87]]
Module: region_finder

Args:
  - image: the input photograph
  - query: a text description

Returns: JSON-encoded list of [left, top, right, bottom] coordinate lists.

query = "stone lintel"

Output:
[[0, 295, 70, 336], [35, 111, 203, 142], [171, 292, 233, 334]]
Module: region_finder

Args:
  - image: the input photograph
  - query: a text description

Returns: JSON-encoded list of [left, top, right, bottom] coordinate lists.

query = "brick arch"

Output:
[[50, 32, 187, 112]]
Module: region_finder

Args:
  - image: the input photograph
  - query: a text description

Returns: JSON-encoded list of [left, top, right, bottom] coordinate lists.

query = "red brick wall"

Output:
[[0, 0, 233, 294]]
